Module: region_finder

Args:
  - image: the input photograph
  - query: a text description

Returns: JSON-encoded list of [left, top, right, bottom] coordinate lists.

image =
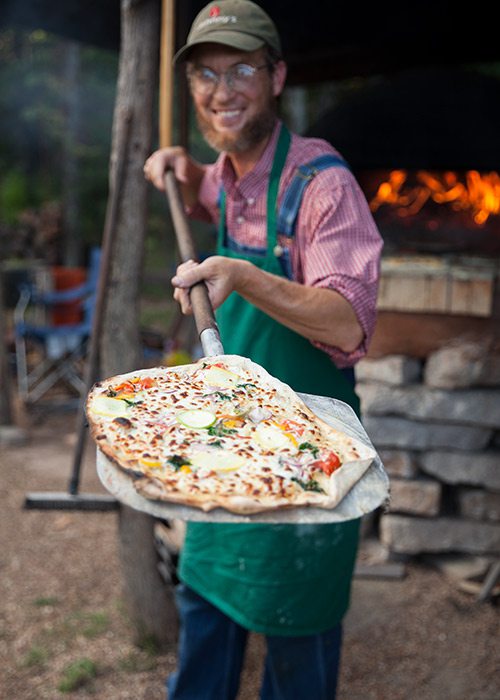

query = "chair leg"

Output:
[[14, 336, 30, 402], [58, 358, 87, 395], [26, 360, 71, 403], [23, 341, 88, 404]]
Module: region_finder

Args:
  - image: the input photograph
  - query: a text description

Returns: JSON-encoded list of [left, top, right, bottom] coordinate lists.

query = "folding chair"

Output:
[[14, 247, 101, 406]]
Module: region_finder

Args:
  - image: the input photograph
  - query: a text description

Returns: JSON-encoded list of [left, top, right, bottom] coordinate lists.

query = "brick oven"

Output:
[[308, 65, 500, 564]]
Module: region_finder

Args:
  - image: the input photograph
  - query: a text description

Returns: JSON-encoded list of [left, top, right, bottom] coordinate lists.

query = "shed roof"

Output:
[[2, 1, 499, 84]]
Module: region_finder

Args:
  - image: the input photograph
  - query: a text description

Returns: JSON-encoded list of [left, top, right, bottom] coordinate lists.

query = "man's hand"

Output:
[[171, 257, 244, 314], [143, 147, 205, 208], [171, 256, 364, 353]]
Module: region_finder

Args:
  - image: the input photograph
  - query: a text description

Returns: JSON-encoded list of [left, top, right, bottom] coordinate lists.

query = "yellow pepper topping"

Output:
[[139, 457, 163, 468], [282, 431, 298, 447], [272, 421, 298, 447]]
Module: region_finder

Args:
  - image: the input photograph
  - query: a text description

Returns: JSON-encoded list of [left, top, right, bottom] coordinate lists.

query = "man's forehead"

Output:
[[188, 43, 264, 65]]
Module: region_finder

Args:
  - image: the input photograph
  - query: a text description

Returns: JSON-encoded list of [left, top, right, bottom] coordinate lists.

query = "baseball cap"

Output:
[[173, 0, 282, 64]]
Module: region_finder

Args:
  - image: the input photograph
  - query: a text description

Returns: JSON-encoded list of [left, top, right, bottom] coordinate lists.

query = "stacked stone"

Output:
[[356, 342, 500, 557]]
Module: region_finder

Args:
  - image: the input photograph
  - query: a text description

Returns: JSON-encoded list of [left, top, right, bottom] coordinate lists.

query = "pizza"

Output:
[[86, 355, 375, 515]]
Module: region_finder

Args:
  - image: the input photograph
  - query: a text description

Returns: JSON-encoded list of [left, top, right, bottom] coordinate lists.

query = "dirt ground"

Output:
[[1, 408, 499, 700]]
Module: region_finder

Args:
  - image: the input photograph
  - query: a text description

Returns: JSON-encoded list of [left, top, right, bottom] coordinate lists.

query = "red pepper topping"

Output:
[[313, 451, 341, 476]]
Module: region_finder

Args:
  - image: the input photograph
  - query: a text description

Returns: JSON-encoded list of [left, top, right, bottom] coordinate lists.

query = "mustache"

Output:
[[195, 102, 277, 154]]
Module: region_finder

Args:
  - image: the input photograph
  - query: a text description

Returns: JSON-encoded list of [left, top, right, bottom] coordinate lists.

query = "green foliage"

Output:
[[21, 644, 50, 668], [0, 170, 30, 222], [136, 633, 161, 656], [57, 658, 98, 692], [118, 650, 158, 673], [80, 611, 110, 639], [0, 27, 117, 250], [61, 610, 111, 640], [33, 596, 60, 607]]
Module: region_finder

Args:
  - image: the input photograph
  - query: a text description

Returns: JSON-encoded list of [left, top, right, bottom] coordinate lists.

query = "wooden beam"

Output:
[[159, 0, 175, 148]]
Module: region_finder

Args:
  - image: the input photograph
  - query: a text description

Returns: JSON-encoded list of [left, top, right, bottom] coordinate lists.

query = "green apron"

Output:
[[179, 125, 361, 636]]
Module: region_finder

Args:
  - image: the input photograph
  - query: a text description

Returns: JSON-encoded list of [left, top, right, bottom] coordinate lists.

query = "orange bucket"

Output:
[[50, 267, 87, 325]]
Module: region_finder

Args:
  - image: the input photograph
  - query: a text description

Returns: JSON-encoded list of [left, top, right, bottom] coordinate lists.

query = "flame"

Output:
[[370, 170, 500, 225]]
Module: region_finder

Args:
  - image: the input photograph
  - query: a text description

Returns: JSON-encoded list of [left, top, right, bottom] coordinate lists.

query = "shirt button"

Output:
[[236, 215, 245, 224], [247, 197, 255, 206]]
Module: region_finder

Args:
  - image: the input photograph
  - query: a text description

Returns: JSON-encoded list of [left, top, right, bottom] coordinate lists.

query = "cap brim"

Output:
[[173, 31, 265, 64]]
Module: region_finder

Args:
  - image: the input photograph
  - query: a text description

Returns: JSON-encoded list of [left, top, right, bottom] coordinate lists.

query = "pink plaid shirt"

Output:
[[192, 120, 383, 367]]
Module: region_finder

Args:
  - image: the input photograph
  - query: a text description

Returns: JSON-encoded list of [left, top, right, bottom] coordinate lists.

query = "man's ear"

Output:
[[272, 61, 287, 97]]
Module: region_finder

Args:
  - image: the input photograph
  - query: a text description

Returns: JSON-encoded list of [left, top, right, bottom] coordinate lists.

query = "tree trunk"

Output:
[[101, 0, 177, 649], [62, 41, 83, 267], [0, 269, 13, 425], [118, 505, 178, 648], [101, 3, 157, 373]]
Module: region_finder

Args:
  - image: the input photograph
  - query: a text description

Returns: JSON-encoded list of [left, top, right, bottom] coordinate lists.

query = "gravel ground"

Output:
[[1, 410, 499, 700]]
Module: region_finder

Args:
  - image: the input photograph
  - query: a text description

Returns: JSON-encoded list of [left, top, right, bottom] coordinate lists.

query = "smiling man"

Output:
[[190, 45, 283, 155], [144, 2, 383, 698]]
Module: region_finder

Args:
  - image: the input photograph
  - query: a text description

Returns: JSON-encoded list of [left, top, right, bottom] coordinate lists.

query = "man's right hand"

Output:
[[143, 147, 205, 207], [171, 256, 248, 315]]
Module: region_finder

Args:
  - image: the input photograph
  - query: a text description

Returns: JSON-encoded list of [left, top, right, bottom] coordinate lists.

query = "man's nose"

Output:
[[213, 73, 234, 97]]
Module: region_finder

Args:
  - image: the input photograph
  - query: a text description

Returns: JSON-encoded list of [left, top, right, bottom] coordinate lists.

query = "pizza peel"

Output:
[[95, 172, 389, 523], [163, 170, 224, 357]]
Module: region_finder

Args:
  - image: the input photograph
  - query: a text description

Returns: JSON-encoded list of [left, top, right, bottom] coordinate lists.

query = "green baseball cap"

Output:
[[173, 0, 282, 64]]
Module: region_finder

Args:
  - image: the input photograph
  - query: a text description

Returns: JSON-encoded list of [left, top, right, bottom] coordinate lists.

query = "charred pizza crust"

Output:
[[86, 355, 375, 514]]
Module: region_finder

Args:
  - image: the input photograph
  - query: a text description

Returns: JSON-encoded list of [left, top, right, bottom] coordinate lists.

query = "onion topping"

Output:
[[247, 407, 273, 423]]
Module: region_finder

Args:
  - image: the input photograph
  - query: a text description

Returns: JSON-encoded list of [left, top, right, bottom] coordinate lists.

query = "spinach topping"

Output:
[[123, 398, 142, 407], [299, 442, 319, 457], [213, 391, 232, 401], [208, 422, 237, 438], [167, 455, 191, 471], [292, 477, 325, 494]]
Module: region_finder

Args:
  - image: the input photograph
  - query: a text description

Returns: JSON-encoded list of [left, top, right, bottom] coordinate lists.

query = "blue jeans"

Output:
[[166, 584, 343, 700]]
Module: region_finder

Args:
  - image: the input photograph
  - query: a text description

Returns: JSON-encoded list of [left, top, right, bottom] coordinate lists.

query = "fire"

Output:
[[370, 170, 500, 225]]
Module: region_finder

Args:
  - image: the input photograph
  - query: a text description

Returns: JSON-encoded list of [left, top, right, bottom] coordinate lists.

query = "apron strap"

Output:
[[218, 123, 291, 249], [277, 154, 350, 238], [266, 124, 291, 250]]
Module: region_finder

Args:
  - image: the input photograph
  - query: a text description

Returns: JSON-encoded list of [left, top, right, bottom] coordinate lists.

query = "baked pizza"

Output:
[[86, 355, 375, 515]]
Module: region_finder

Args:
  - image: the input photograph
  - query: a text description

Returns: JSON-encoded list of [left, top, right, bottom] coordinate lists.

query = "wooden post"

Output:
[[103, 0, 178, 649], [0, 268, 13, 425], [160, 0, 176, 148]]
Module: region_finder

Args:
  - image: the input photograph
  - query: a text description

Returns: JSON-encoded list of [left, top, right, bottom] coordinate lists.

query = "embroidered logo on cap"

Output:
[[209, 6, 221, 17], [198, 13, 237, 31]]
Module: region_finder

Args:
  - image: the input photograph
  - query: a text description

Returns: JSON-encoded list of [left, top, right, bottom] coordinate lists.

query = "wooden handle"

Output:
[[164, 170, 220, 337], [159, 0, 175, 149]]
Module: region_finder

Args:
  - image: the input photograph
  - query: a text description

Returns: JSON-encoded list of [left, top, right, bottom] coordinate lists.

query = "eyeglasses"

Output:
[[187, 63, 269, 95]]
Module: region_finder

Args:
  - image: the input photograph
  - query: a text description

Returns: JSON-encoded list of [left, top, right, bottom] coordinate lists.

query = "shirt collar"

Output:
[[219, 119, 282, 198]]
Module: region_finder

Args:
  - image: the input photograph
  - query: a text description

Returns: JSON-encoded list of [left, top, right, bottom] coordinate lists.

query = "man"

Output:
[[144, 2, 383, 697]]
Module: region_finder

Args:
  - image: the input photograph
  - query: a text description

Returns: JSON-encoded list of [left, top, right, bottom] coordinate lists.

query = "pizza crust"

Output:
[[87, 355, 376, 515], [131, 449, 375, 514], [133, 476, 295, 514]]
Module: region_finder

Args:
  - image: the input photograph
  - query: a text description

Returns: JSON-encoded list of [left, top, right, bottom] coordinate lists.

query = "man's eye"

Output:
[[234, 64, 255, 79], [198, 67, 217, 82]]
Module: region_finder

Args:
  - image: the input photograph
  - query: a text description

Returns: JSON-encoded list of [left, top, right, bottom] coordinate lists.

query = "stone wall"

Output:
[[356, 340, 500, 557]]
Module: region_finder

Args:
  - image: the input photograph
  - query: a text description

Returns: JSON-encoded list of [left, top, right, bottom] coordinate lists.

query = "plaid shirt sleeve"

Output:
[[290, 168, 382, 367], [190, 148, 382, 368]]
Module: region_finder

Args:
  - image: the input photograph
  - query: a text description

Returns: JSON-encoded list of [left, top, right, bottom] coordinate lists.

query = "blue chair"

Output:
[[14, 247, 101, 405]]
